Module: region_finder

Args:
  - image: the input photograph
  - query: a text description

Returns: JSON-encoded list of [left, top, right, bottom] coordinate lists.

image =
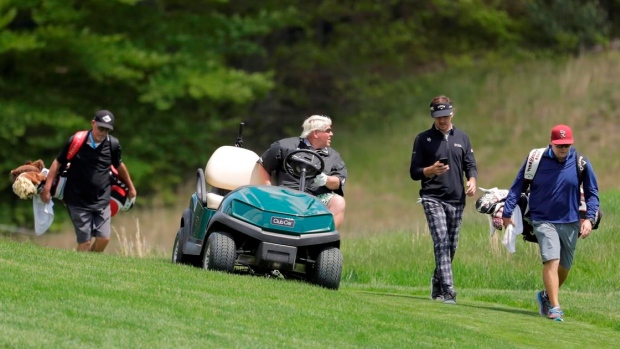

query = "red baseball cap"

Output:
[[550, 124, 574, 145]]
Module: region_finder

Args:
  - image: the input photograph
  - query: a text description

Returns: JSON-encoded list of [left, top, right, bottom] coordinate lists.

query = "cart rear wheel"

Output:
[[171, 229, 185, 264]]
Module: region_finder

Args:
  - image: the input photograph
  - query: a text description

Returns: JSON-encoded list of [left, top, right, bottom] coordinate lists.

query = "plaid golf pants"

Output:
[[421, 197, 465, 292]]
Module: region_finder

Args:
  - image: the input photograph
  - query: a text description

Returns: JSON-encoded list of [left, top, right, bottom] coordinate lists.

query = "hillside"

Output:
[[340, 51, 620, 235], [24, 51, 620, 253], [4, 52, 620, 349]]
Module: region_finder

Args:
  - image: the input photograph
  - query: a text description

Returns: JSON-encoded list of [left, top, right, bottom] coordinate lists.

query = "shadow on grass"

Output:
[[350, 289, 538, 317]]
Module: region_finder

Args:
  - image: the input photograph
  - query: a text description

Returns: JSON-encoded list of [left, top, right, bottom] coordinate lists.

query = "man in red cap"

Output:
[[500, 124, 599, 322]]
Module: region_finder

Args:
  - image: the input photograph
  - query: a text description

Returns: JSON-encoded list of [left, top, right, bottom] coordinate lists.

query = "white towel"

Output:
[[33, 195, 54, 235], [502, 205, 523, 253]]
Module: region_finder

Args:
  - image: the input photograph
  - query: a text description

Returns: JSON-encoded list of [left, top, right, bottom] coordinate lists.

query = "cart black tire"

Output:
[[312, 247, 343, 290], [172, 229, 185, 264], [203, 232, 236, 272]]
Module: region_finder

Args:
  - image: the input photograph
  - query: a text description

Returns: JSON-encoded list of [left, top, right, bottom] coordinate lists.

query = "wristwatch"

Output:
[[587, 217, 596, 226]]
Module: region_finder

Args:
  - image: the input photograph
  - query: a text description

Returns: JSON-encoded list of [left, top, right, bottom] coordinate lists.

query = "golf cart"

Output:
[[171, 123, 343, 289]]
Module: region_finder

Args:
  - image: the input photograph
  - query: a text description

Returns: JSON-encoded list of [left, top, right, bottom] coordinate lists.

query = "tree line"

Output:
[[1, 0, 616, 227]]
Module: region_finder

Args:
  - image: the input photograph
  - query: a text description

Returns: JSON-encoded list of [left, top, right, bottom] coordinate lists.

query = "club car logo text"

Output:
[[271, 217, 295, 228]]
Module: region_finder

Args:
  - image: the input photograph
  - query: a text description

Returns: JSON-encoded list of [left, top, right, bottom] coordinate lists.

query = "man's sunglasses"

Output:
[[97, 125, 112, 133], [555, 144, 571, 149]]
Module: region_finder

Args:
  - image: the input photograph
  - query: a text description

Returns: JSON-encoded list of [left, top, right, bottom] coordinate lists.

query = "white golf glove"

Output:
[[313, 173, 328, 187]]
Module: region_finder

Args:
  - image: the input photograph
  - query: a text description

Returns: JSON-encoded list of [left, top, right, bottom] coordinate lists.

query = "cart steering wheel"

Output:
[[283, 149, 325, 192]]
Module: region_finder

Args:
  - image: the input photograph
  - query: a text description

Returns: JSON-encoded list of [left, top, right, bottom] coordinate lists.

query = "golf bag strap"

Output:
[[524, 147, 586, 188], [67, 131, 89, 161], [524, 148, 545, 181]]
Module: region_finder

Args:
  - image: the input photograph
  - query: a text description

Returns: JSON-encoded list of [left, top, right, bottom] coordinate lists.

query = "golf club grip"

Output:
[[235, 122, 245, 147]]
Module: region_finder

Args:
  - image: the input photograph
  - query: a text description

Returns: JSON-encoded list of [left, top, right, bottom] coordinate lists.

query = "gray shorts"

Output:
[[533, 221, 580, 269], [66, 205, 112, 243]]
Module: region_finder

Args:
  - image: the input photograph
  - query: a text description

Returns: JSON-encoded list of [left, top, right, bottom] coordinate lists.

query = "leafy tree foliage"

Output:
[[0, 0, 285, 225], [527, 0, 610, 54], [0, 0, 614, 229]]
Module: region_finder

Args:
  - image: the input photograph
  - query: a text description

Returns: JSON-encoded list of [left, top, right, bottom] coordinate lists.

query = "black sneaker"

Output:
[[442, 289, 457, 304], [430, 277, 443, 301]]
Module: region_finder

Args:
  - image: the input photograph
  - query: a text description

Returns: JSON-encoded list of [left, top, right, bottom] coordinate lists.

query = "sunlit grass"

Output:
[[342, 190, 620, 293], [2, 238, 620, 348], [4, 52, 620, 348]]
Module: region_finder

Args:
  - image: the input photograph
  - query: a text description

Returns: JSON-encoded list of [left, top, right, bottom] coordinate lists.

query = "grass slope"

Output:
[[1, 239, 619, 349], [340, 51, 620, 234], [4, 52, 620, 348]]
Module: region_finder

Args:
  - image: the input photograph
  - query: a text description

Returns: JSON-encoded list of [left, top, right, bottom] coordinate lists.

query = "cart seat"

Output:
[[204, 146, 263, 209]]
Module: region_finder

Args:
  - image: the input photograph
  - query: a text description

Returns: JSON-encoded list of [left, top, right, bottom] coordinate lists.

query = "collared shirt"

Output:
[[502, 146, 600, 223], [409, 123, 478, 204], [56, 131, 122, 209], [259, 137, 347, 196]]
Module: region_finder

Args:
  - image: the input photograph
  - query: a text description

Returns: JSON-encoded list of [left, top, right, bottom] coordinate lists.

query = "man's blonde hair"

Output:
[[300, 115, 332, 138]]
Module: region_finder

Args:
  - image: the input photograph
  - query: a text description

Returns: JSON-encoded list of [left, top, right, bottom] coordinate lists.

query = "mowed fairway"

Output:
[[1, 235, 619, 349]]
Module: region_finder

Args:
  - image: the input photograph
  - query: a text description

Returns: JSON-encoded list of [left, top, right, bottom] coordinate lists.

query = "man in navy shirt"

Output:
[[502, 124, 599, 322], [410, 95, 478, 304]]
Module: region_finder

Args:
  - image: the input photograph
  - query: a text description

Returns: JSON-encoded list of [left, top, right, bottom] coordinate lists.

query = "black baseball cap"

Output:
[[94, 110, 114, 130]]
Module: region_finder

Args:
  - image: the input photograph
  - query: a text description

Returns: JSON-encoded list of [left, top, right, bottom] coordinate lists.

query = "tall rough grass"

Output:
[[113, 218, 150, 257], [342, 51, 620, 236], [343, 190, 619, 295]]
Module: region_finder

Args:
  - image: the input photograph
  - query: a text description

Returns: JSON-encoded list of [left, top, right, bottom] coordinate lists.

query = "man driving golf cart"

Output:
[[172, 120, 345, 289], [258, 115, 348, 230]]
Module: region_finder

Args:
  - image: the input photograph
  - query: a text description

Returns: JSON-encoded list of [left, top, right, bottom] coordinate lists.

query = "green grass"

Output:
[[2, 235, 620, 349], [343, 190, 620, 293], [4, 52, 620, 348], [2, 190, 619, 348], [338, 51, 620, 233]]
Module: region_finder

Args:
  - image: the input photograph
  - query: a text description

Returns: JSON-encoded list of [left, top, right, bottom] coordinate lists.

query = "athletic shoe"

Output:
[[430, 277, 443, 301], [547, 306, 564, 322], [536, 290, 551, 316], [442, 289, 457, 304]]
